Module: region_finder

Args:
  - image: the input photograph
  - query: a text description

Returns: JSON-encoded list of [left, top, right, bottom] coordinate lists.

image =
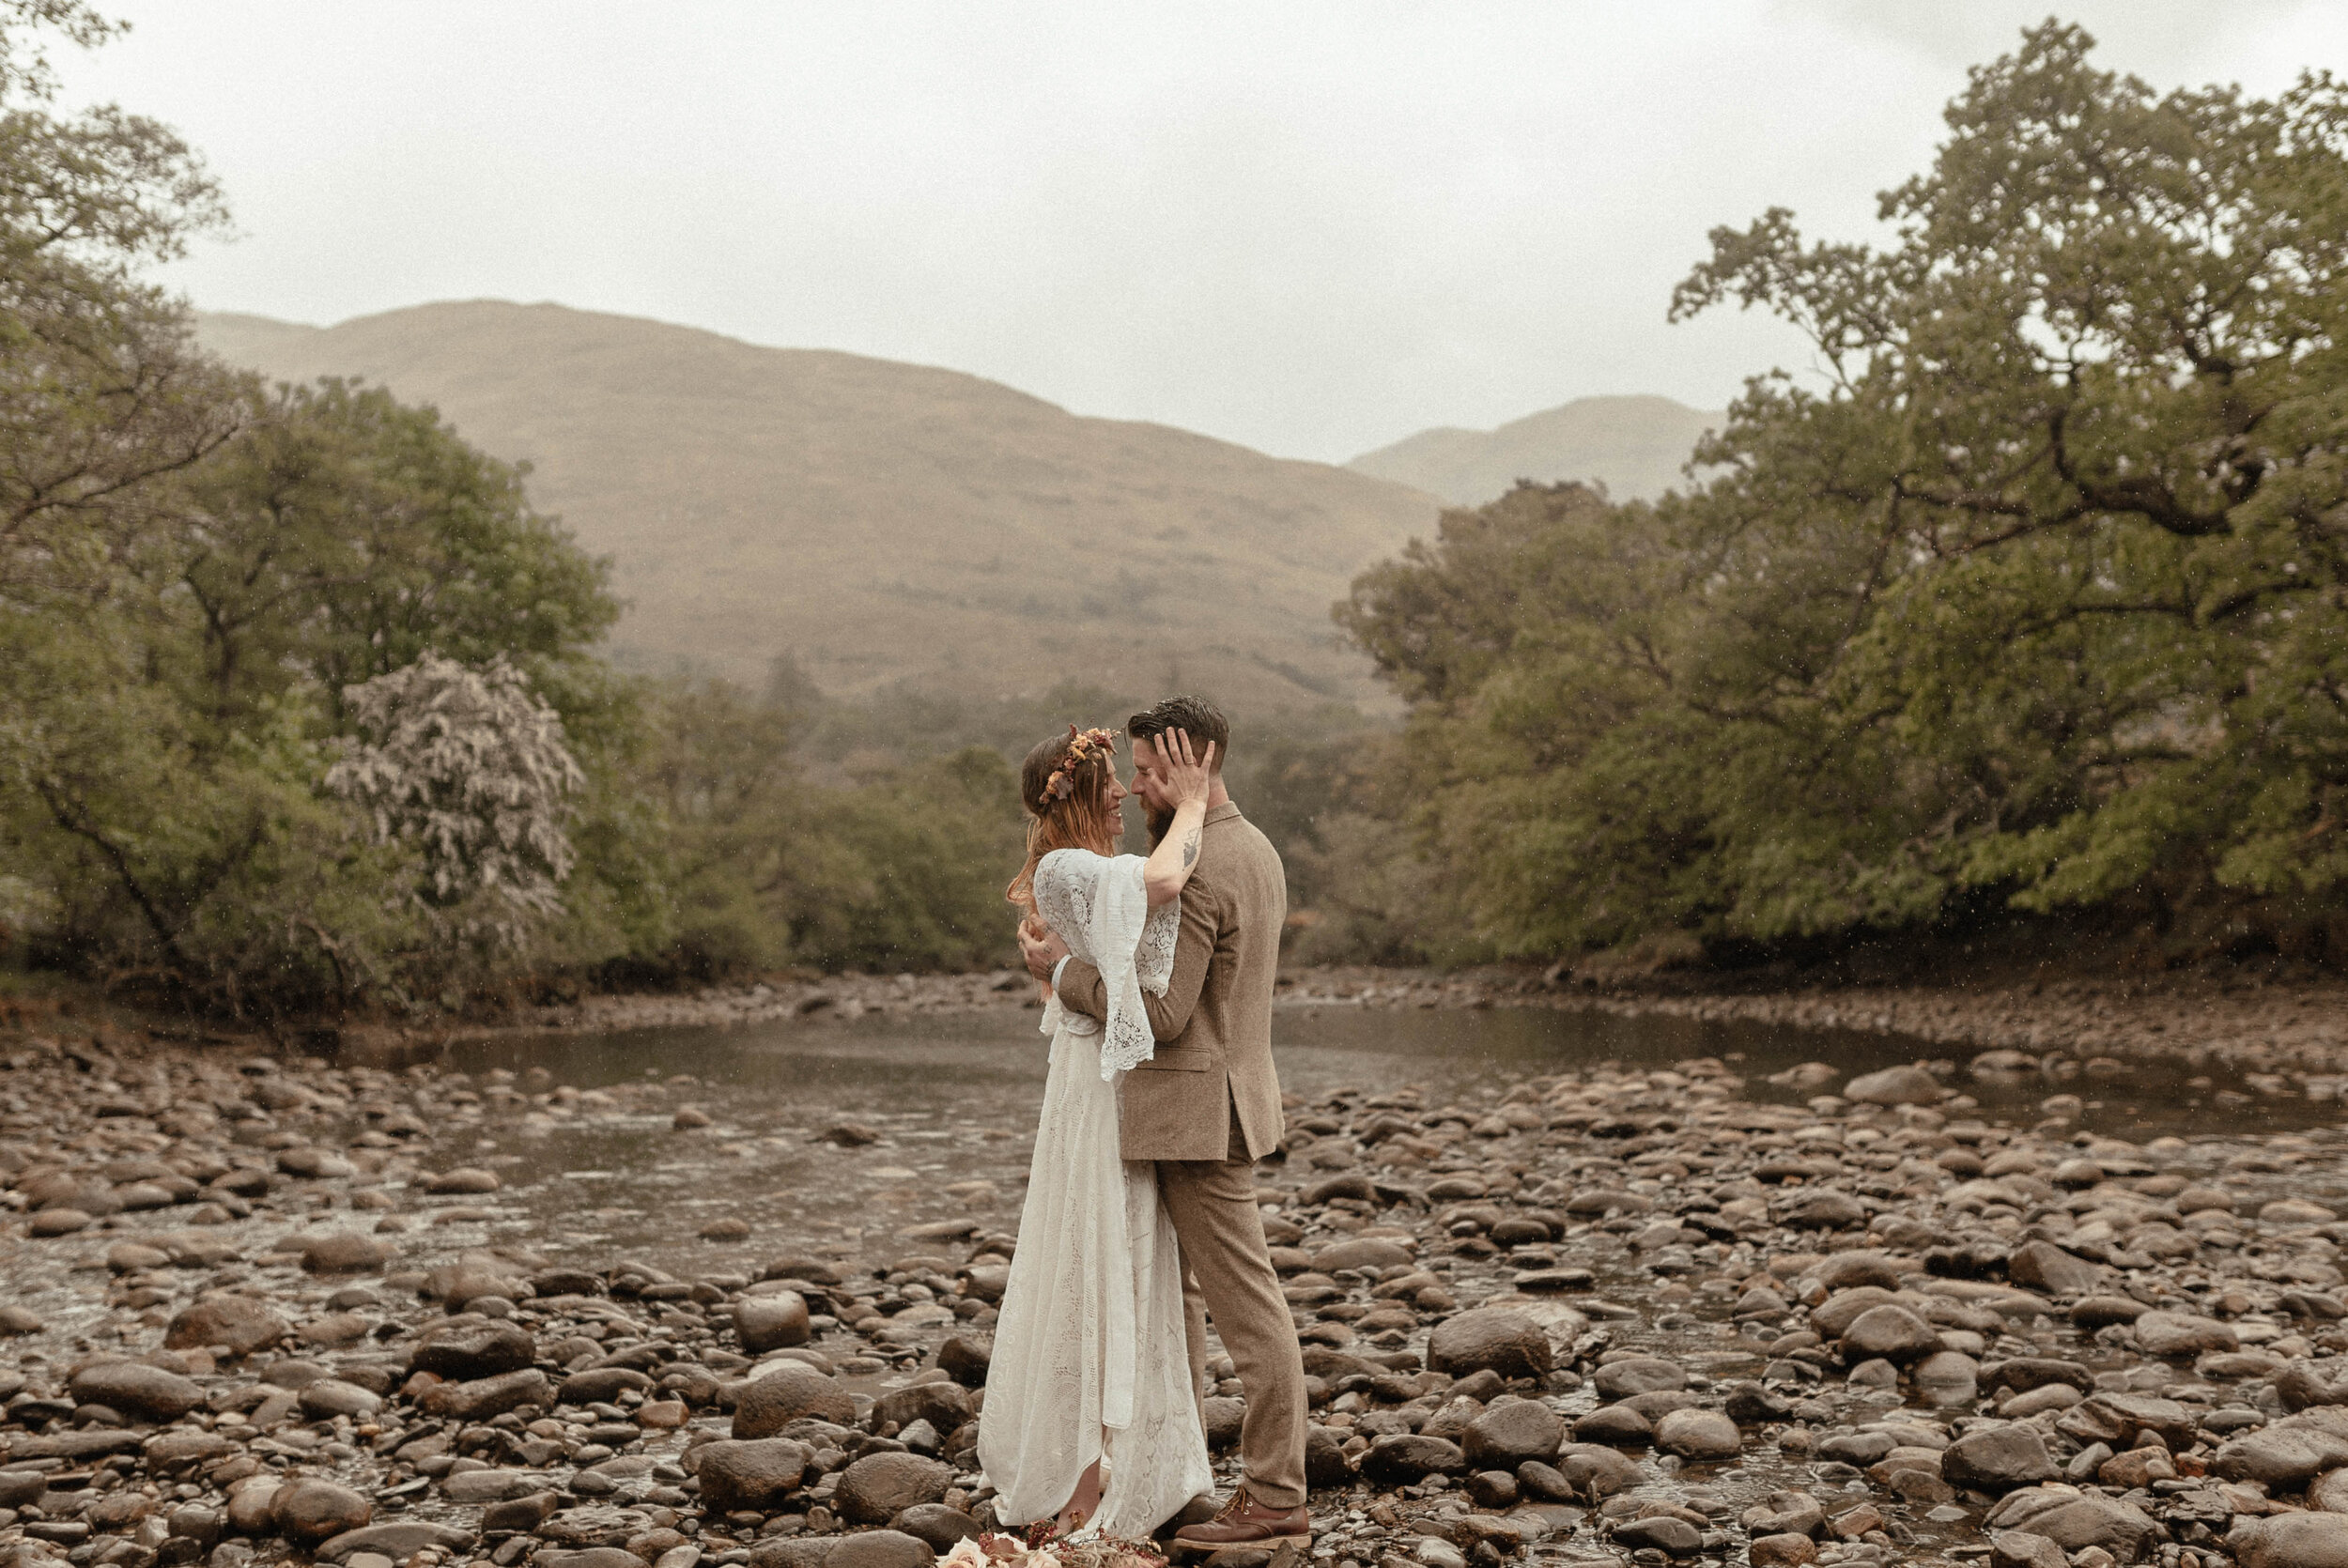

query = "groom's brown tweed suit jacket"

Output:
[[1058, 800, 1288, 1162]]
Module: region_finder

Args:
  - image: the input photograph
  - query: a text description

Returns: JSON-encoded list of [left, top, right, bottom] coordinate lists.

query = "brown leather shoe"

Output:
[[1171, 1486, 1311, 1557]]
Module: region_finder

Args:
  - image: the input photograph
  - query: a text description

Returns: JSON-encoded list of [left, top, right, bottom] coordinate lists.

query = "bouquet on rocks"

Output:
[[942, 1526, 1168, 1568]]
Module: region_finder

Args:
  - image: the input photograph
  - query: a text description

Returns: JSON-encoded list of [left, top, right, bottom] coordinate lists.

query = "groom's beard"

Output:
[[1143, 805, 1174, 849]]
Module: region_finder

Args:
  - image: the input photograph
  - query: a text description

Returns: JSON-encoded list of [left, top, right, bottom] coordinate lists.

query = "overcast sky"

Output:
[[58, 1, 2348, 463]]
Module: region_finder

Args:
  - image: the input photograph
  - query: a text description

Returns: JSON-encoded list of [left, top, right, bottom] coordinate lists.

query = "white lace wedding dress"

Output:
[[978, 848, 1214, 1541]]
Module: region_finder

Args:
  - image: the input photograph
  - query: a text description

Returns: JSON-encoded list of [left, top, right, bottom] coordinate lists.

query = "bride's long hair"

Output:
[[1006, 728, 1122, 918]]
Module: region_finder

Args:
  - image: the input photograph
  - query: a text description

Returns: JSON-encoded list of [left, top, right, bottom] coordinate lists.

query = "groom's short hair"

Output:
[[1128, 695, 1228, 774]]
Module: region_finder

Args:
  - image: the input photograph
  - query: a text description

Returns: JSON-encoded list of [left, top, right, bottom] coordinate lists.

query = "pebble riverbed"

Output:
[[4, 988, 2348, 1568]]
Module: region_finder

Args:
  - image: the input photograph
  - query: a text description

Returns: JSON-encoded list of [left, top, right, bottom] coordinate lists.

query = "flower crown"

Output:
[[1039, 725, 1119, 809]]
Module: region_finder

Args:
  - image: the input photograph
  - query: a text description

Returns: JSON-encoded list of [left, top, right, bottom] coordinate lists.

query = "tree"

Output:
[[328, 653, 586, 950], [1344, 23, 2348, 961]]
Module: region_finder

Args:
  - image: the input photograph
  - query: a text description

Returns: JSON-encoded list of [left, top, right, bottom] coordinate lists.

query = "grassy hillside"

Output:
[[1348, 393, 1718, 507], [196, 302, 1440, 709]]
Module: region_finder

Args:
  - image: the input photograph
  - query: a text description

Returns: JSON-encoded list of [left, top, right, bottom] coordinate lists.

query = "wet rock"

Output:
[[2278, 1360, 2348, 1410], [1653, 1407, 1739, 1459], [1981, 1488, 2158, 1560], [734, 1292, 811, 1352], [314, 1524, 477, 1563], [1843, 1066, 1941, 1105], [2133, 1309, 2235, 1358], [409, 1317, 535, 1378], [1941, 1424, 2058, 1494], [2006, 1240, 2107, 1298], [1461, 1400, 1564, 1468], [1988, 1534, 2066, 1568], [1361, 1434, 1467, 1482], [299, 1231, 391, 1273], [0, 1304, 40, 1334], [27, 1207, 91, 1236], [890, 1504, 984, 1551], [560, 1367, 656, 1404], [1313, 1237, 1415, 1272], [440, 1468, 546, 1504], [693, 1438, 812, 1512], [2231, 1513, 2348, 1568], [1774, 1191, 1866, 1230], [67, 1361, 204, 1422], [1610, 1515, 1700, 1555], [1840, 1304, 1940, 1362], [823, 1531, 935, 1568], [2215, 1408, 2348, 1487], [1427, 1307, 1552, 1379], [420, 1166, 502, 1194], [297, 1377, 382, 1420], [734, 1361, 856, 1437], [418, 1366, 549, 1420], [1548, 1443, 1643, 1496], [270, 1478, 371, 1544], [481, 1494, 563, 1534], [1593, 1356, 1684, 1400], [937, 1333, 991, 1386], [1572, 1406, 1652, 1446], [833, 1453, 953, 1525], [425, 1259, 528, 1307], [1748, 1533, 1817, 1567]]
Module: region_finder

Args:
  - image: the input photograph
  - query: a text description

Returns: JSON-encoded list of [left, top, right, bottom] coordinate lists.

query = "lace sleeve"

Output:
[[1037, 851, 1174, 1077]]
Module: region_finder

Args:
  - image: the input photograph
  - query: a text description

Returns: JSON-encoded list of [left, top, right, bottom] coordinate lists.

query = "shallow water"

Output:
[[432, 1001, 2344, 1282]]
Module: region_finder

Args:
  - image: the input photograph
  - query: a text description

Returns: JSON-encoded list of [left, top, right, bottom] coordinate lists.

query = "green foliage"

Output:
[[1343, 23, 2348, 961]]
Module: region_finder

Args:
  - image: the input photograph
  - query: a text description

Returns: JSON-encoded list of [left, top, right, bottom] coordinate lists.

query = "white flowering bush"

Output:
[[327, 653, 584, 945]]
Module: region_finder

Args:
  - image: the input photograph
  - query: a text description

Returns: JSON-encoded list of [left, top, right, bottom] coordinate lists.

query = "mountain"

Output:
[[194, 302, 1441, 709], [1347, 394, 1719, 508]]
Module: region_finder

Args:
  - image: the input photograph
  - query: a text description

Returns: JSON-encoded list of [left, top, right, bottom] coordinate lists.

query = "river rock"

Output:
[[1428, 1307, 1552, 1379], [2133, 1310, 2236, 1358], [67, 1361, 204, 1422], [872, 1379, 970, 1434], [1982, 1488, 2158, 1559], [1989, 1534, 2066, 1568], [419, 1367, 549, 1420], [1361, 1434, 1467, 1482], [823, 1531, 935, 1568], [316, 1524, 477, 1563], [1653, 1407, 1739, 1459], [734, 1361, 856, 1437], [694, 1438, 812, 1511], [1593, 1356, 1684, 1399], [440, 1468, 545, 1504], [1841, 1304, 1940, 1362], [559, 1366, 655, 1404], [409, 1317, 535, 1378], [2232, 1513, 2348, 1568], [270, 1478, 371, 1544], [297, 1377, 382, 1420], [833, 1453, 952, 1524], [1461, 1400, 1564, 1467], [300, 1231, 391, 1273], [1748, 1534, 1817, 1567], [2007, 1240, 2107, 1298], [936, 1334, 991, 1386], [734, 1291, 811, 1352], [1610, 1516, 1700, 1555], [162, 1296, 288, 1356], [420, 1166, 501, 1194], [1942, 1424, 2058, 1494], [2216, 1408, 2348, 1487], [1774, 1191, 1866, 1229], [1843, 1066, 1941, 1105]]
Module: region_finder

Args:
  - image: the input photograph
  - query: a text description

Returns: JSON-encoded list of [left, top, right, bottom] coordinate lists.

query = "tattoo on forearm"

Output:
[[1182, 827, 1200, 869]]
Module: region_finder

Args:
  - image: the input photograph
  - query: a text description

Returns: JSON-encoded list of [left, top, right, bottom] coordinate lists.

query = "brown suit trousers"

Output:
[[1058, 803, 1307, 1506]]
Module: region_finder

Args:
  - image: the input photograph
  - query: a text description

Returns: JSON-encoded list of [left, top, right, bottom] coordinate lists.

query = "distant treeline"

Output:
[[1336, 24, 2348, 971], [7, 15, 2344, 1017]]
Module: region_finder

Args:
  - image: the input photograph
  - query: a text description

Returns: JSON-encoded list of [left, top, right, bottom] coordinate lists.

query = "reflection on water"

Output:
[[433, 1001, 2334, 1281]]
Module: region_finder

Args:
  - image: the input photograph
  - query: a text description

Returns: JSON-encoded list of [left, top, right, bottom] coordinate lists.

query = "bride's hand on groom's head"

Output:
[[1155, 728, 1215, 807]]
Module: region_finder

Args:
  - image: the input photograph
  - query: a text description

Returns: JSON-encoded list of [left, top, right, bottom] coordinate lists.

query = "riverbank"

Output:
[[489, 966, 2348, 1085], [7, 976, 2348, 1567]]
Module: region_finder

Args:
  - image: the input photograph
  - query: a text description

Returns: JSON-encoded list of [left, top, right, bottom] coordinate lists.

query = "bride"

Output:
[[979, 724, 1218, 1542]]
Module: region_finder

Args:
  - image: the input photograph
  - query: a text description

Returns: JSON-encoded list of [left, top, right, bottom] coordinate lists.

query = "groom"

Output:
[[1019, 695, 1311, 1556]]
